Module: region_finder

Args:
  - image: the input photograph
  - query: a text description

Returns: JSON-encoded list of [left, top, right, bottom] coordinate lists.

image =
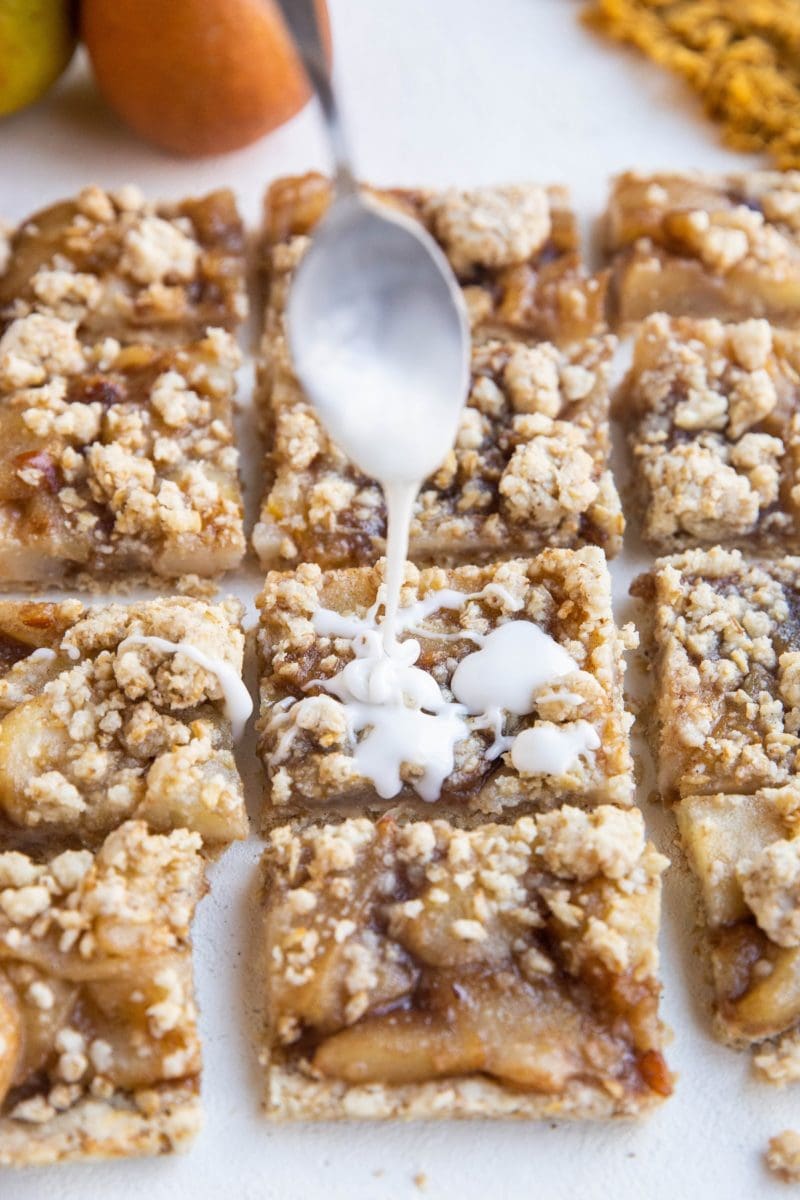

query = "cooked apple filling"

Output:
[[0, 821, 204, 1165], [0, 185, 247, 345], [0, 313, 245, 585], [260, 809, 671, 1120], [606, 171, 800, 327], [677, 787, 800, 1048], [256, 549, 635, 828], [0, 596, 248, 851]]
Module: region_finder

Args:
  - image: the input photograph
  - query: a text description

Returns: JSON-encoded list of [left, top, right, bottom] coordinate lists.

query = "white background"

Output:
[[1, 2, 797, 1197]]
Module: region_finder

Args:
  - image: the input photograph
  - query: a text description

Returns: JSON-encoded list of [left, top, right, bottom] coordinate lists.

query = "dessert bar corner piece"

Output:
[[0, 595, 248, 851], [260, 809, 672, 1120], [0, 820, 205, 1166], [0, 184, 247, 344], [256, 547, 635, 827], [253, 315, 624, 569], [633, 548, 800, 803], [676, 785, 800, 1048], [0, 314, 245, 584], [619, 313, 800, 554], [262, 172, 609, 345], [606, 170, 800, 326]]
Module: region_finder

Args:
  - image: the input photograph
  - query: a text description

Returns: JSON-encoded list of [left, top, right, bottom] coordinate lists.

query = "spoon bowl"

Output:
[[286, 191, 471, 485]]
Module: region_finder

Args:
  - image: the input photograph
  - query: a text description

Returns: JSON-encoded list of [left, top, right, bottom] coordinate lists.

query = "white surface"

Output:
[[0, 2, 796, 1197]]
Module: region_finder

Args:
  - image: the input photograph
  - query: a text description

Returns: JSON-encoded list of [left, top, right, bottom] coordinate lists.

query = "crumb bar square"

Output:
[[677, 786, 800, 1046], [0, 595, 248, 851], [0, 821, 204, 1165], [256, 548, 635, 827], [262, 173, 608, 346], [0, 185, 247, 345], [606, 171, 800, 326], [254, 321, 624, 568], [0, 314, 245, 584], [259, 809, 672, 1120], [619, 314, 800, 554], [633, 548, 800, 802]]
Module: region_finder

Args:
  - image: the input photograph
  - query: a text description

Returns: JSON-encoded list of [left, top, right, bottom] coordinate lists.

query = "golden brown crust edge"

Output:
[[262, 1062, 663, 1122], [0, 1083, 200, 1166]]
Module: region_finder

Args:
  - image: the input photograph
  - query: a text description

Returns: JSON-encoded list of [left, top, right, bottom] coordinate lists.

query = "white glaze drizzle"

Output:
[[450, 622, 576, 715], [117, 635, 253, 741], [511, 721, 601, 776], [275, 585, 600, 800]]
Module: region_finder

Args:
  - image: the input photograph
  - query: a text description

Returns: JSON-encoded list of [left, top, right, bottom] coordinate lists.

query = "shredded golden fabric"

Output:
[[583, 0, 800, 167]]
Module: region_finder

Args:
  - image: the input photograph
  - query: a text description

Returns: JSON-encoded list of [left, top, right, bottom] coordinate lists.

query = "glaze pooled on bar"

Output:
[[270, 582, 601, 803]]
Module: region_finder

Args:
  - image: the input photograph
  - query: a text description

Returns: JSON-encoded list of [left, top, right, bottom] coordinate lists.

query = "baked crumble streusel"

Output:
[[0, 595, 248, 852], [677, 787, 800, 1046], [259, 810, 672, 1120], [633, 548, 800, 802], [0, 314, 245, 584], [262, 173, 609, 346], [754, 1028, 800, 1086], [766, 1131, 800, 1182], [0, 821, 204, 1165], [256, 548, 635, 827], [253, 304, 624, 567], [619, 314, 800, 554], [0, 185, 247, 345], [606, 171, 800, 326]]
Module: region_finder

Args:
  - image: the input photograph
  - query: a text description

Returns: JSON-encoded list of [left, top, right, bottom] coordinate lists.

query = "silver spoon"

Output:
[[273, 0, 470, 489]]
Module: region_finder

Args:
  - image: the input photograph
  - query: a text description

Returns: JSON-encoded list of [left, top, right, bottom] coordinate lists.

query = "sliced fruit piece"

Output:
[[0, 973, 22, 1104], [314, 969, 622, 1093], [83, 958, 200, 1089], [0, 694, 74, 828]]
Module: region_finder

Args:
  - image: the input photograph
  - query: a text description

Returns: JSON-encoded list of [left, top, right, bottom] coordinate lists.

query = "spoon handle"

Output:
[[274, 0, 357, 196]]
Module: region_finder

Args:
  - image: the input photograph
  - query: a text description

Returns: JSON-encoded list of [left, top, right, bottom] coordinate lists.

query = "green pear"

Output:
[[0, 0, 76, 117]]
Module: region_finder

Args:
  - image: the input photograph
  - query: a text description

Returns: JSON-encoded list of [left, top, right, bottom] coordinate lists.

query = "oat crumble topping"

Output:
[[620, 314, 800, 554], [635, 548, 800, 799]]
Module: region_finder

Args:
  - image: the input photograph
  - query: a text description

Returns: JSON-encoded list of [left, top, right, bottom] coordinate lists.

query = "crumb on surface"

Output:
[[766, 1130, 800, 1182]]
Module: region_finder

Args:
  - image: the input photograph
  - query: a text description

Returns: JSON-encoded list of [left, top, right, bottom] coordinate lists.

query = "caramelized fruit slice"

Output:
[[0, 694, 74, 827], [82, 958, 200, 1090], [0, 973, 22, 1104], [139, 735, 247, 843], [387, 879, 515, 969], [313, 970, 622, 1093], [6, 971, 77, 1085], [721, 941, 800, 1040]]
